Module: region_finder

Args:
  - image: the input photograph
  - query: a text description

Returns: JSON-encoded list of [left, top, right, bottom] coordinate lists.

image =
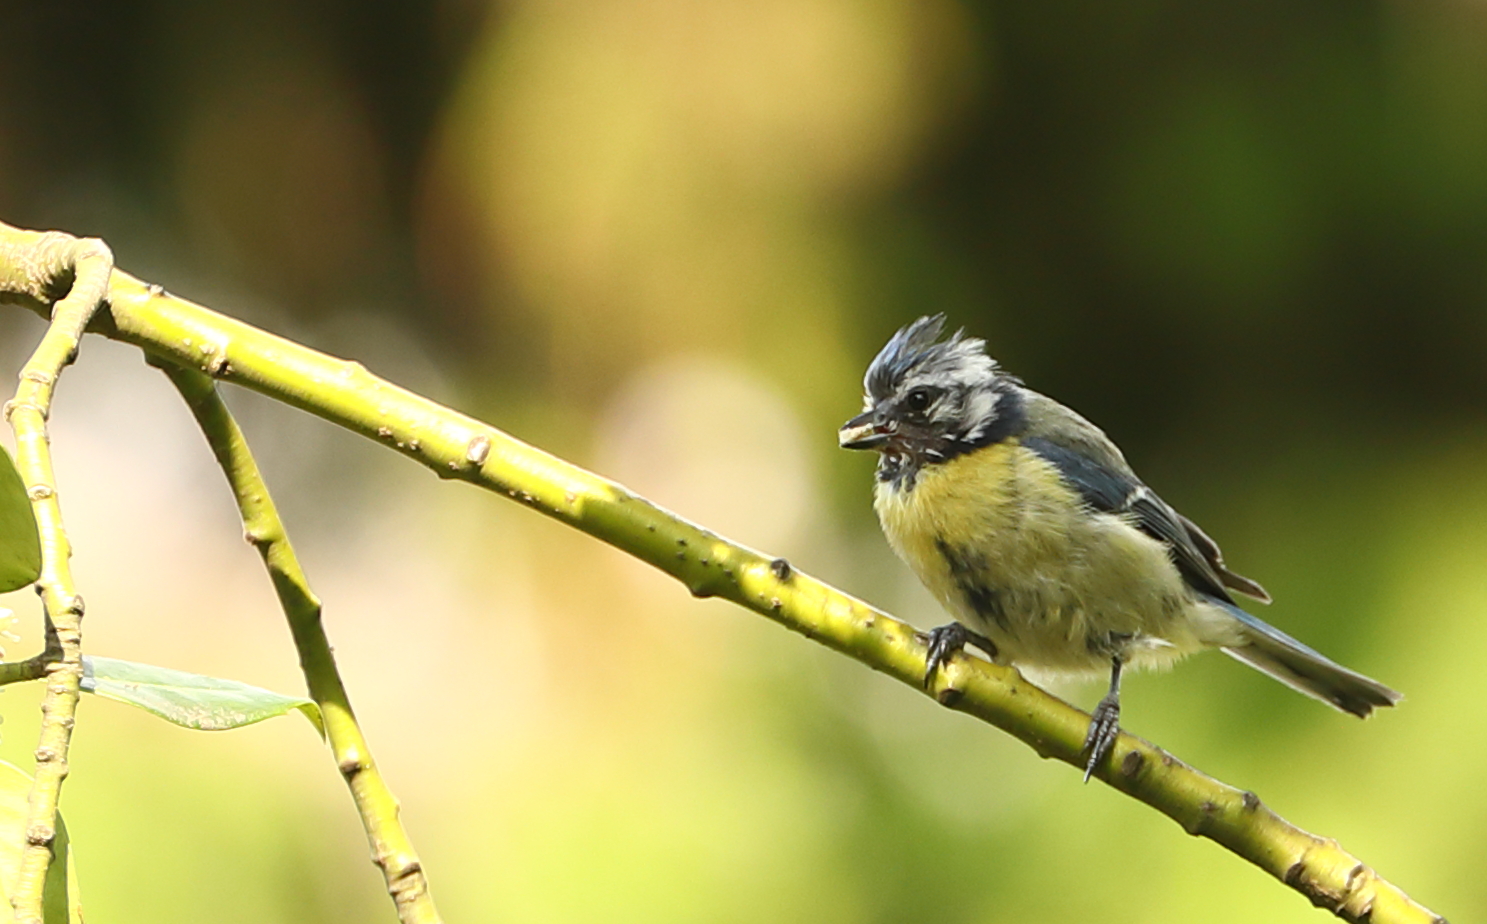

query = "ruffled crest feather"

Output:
[[864, 314, 999, 400]]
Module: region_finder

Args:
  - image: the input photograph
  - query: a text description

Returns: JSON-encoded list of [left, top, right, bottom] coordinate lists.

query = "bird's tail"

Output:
[[1208, 598, 1401, 717]]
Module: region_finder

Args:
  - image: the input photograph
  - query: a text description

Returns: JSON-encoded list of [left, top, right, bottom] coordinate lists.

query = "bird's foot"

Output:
[[923, 623, 997, 689], [1081, 693, 1121, 782]]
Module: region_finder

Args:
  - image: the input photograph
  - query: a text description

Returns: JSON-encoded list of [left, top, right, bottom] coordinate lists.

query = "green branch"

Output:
[[0, 226, 113, 923], [0, 221, 1446, 924], [154, 361, 442, 924]]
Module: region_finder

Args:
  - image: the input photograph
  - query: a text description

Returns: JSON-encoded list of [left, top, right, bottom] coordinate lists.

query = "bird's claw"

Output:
[[923, 623, 997, 689], [1081, 693, 1121, 782]]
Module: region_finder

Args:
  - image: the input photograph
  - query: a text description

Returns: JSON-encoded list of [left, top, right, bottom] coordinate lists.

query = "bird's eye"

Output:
[[904, 387, 934, 413]]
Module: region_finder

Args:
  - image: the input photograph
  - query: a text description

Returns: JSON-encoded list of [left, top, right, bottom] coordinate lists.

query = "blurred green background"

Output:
[[0, 0, 1482, 920]]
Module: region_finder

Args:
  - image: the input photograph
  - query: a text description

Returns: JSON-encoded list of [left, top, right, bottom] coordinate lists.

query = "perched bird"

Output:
[[839, 315, 1400, 779]]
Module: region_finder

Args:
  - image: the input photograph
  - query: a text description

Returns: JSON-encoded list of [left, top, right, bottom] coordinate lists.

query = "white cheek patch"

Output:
[[959, 389, 1000, 442]]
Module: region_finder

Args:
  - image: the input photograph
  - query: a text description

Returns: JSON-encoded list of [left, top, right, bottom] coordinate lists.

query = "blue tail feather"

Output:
[[1203, 596, 1401, 718]]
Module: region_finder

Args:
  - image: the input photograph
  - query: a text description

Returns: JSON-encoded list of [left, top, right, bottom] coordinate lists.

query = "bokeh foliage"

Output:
[[0, 0, 1482, 921]]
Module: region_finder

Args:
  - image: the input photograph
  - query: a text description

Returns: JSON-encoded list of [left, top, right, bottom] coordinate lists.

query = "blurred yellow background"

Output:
[[1, 0, 1485, 920]]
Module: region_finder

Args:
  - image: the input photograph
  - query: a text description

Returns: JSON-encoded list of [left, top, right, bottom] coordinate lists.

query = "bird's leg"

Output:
[[923, 622, 998, 689], [1081, 656, 1124, 782]]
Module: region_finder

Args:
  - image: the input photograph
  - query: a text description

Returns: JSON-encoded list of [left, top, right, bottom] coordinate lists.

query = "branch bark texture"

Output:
[[156, 362, 441, 924], [0, 221, 1447, 924], [0, 227, 113, 923]]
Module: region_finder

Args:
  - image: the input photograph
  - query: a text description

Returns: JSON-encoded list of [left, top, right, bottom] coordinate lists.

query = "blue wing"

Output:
[[1021, 436, 1267, 604]]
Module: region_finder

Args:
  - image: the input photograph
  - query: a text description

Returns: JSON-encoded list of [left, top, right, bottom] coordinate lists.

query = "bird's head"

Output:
[[839, 315, 1021, 476]]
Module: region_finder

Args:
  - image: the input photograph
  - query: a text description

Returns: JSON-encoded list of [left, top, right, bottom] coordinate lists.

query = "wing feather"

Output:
[[1021, 434, 1268, 604]]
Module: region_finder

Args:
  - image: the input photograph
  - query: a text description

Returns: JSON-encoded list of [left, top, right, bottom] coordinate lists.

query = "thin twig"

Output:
[[154, 361, 441, 924], [0, 221, 1446, 924], [0, 228, 112, 923], [0, 654, 56, 688]]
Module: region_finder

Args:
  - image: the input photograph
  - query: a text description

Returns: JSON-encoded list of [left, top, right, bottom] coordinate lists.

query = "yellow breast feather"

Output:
[[874, 442, 1201, 674]]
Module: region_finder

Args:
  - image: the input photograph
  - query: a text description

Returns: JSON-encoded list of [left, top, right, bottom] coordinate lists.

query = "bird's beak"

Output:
[[839, 410, 890, 450]]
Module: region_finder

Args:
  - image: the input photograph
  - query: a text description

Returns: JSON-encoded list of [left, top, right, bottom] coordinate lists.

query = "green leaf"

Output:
[[0, 758, 81, 922], [81, 656, 324, 735], [0, 445, 40, 593]]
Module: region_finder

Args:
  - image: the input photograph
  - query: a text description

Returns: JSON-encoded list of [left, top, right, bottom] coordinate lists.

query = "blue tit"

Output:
[[839, 315, 1400, 780]]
